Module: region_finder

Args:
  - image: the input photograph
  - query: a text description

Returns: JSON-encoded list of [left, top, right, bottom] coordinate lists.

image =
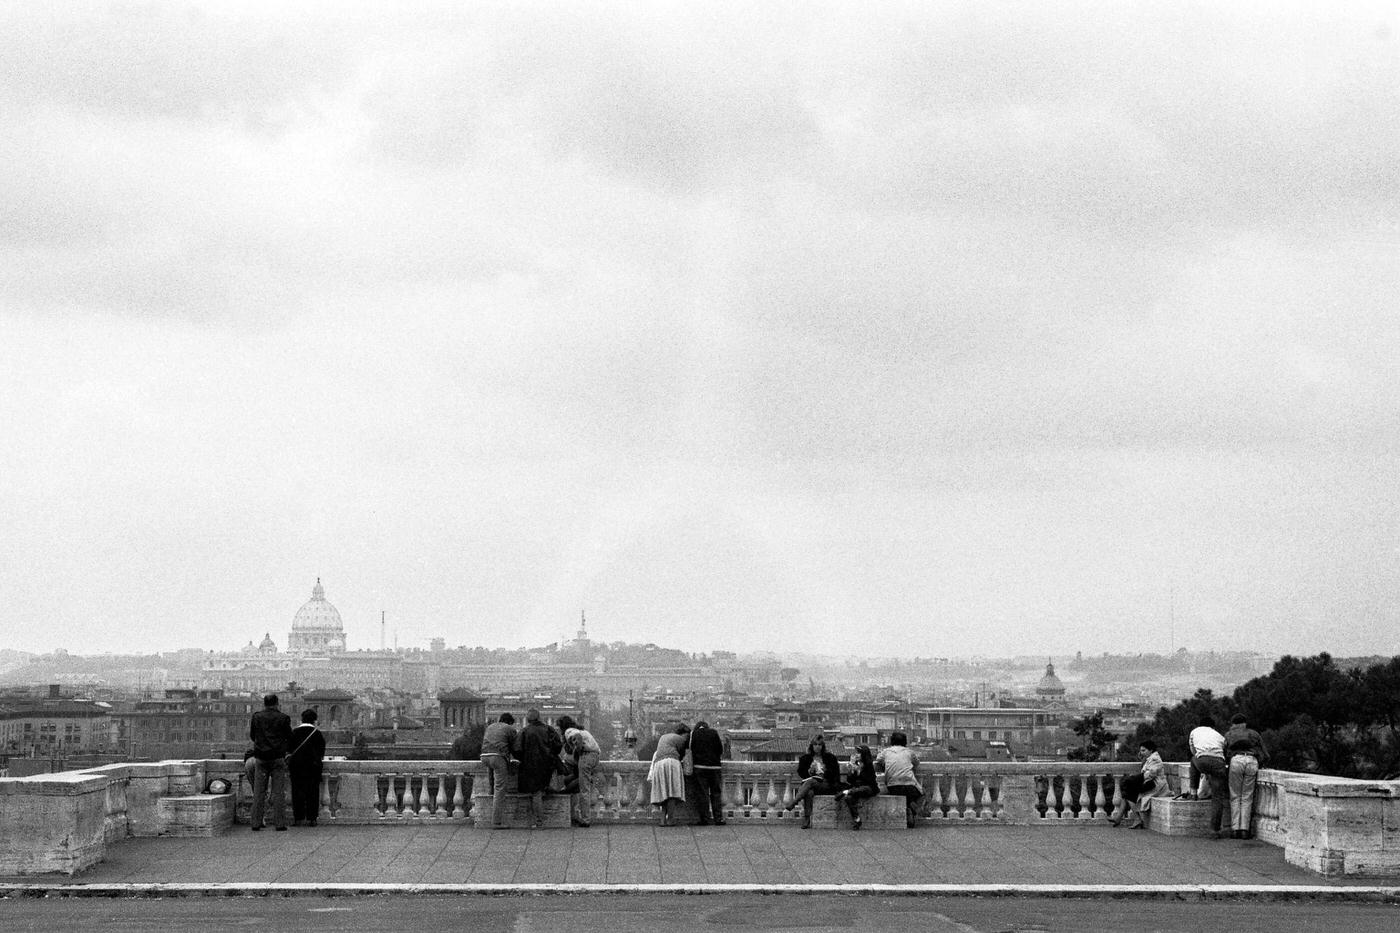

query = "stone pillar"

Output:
[[996, 774, 1041, 824], [0, 772, 112, 875], [1283, 778, 1400, 877]]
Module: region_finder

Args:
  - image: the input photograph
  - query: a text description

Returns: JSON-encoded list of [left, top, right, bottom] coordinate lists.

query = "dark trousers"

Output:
[[289, 769, 321, 824], [690, 768, 724, 823], [884, 784, 923, 826], [841, 784, 878, 817]]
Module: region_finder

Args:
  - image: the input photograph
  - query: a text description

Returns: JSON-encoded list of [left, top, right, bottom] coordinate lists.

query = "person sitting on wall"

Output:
[[835, 744, 880, 830], [787, 734, 842, 829], [875, 732, 924, 828]]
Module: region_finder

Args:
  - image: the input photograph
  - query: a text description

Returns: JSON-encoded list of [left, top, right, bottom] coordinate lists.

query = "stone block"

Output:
[[0, 773, 111, 875], [157, 794, 234, 837], [1147, 797, 1217, 836], [472, 792, 571, 828], [809, 794, 908, 830]]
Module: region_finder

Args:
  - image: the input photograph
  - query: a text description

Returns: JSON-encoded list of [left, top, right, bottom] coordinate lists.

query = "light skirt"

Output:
[[648, 757, 686, 803]]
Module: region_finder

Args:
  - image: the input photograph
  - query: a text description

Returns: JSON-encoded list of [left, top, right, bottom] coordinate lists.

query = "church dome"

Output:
[[292, 578, 344, 631], [1036, 661, 1066, 696], [288, 578, 347, 655]]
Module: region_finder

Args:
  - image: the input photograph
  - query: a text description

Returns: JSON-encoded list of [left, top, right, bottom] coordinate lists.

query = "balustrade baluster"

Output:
[[961, 776, 976, 819], [764, 776, 779, 819], [779, 776, 794, 815], [435, 773, 449, 818], [720, 771, 738, 822], [1077, 777, 1092, 820], [928, 776, 944, 819], [1043, 774, 1059, 820], [633, 770, 649, 821], [320, 776, 332, 820], [452, 773, 466, 820], [1110, 776, 1124, 823], [418, 774, 432, 819], [1093, 776, 1107, 820]]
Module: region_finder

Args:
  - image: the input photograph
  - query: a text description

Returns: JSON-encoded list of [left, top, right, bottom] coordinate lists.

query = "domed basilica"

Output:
[[287, 578, 347, 656]]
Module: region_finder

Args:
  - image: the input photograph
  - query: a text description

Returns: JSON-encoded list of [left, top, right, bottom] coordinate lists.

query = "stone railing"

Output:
[[3, 758, 1397, 877], [197, 760, 1143, 826]]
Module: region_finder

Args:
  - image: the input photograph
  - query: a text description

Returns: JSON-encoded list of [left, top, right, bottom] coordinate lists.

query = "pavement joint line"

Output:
[[3, 883, 1400, 900]]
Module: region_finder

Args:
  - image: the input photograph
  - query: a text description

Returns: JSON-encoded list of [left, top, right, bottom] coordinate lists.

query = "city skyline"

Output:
[[2, 4, 1397, 659]]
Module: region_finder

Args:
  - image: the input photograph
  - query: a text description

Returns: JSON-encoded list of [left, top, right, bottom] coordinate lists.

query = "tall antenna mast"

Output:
[[380, 611, 386, 651]]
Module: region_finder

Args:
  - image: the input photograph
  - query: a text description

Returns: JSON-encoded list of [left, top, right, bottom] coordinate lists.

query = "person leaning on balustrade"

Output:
[[478, 713, 519, 830], [874, 732, 923, 828], [649, 723, 690, 826], [687, 720, 726, 826], [835, 744, 880, 830], [556, 714, 601, 828], [1185, 715, 1230, 838], [787, 734, 842, 829], [1224, 713, 1269, 840], [516, 709, 564, 829]]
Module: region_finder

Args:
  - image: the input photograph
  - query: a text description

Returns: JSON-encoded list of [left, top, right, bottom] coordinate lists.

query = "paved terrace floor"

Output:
[[2, 823, 1382, 889]]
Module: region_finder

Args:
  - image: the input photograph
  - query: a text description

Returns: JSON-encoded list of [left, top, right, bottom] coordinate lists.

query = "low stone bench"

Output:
[[809, 794, 909, 829], [156, 793, 234, 837], [471, 792, 571, 828], [1146, 796, 1218, 836]]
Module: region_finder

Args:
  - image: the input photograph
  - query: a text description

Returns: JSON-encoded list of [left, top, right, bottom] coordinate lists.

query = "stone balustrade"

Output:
[[2, 758, 1396, 878]]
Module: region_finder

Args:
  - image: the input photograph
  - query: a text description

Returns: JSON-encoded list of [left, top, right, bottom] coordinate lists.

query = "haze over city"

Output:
[[2, 2, 1397, 659]]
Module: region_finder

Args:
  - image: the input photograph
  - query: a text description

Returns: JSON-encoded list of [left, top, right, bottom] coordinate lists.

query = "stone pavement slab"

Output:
[[0, 822, 1382, 890]]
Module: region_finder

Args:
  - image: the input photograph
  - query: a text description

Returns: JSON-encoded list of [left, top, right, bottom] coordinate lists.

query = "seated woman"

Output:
[[788, 734, 842, 828], [1112, 739, 1166, 828], [835, 744, 879, 830]]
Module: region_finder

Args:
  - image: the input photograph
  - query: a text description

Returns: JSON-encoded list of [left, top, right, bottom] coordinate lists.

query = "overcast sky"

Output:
[[2, 2, 1397, 659]]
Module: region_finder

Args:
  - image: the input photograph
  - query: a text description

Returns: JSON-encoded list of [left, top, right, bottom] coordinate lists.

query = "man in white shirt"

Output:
[[1187, 715, 1228, 837]]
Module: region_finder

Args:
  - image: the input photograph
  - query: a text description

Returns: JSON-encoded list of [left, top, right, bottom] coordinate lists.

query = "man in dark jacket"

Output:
[[688, 720, 726, 825], [287, 708, 326, 827], [516, 709, 563, 828], [248, 693, 293, 831]]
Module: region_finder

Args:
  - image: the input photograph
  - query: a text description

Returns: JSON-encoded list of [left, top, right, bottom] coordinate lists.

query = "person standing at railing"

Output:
[[479, 713, 519, 830], [875, 732, 923, 828], [556, 715, 601, 828], [287, 709, 326, 827], [688, 720, 726, 826], [517, 709, 563, 829], [649, 723, 690, 826], [1186, 715, 1229, 838], [835, 744, 880, 830], [788, 734, 842, 829], [1224, 713, 1269, 839], [248, 693, 292, 832]]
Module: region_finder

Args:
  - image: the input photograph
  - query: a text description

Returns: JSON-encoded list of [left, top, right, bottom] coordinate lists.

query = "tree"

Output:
[[347, 732, 373, 761], [1067, 712, 1117, 761], [448, 723, 486, 761]]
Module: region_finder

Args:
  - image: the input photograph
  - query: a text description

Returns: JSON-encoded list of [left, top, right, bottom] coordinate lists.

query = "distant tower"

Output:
[[287, 578, 347, 656]]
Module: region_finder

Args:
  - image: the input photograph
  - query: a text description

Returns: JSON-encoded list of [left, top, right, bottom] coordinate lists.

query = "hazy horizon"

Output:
[[3, 3, 1397, 659]]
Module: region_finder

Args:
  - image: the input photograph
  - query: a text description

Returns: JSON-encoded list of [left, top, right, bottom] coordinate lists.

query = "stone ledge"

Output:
[[1147, 797, 1219, 837], [156, 794, 234, 837], [809, 795, 908, 829], [471, 793, 571, 828]]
